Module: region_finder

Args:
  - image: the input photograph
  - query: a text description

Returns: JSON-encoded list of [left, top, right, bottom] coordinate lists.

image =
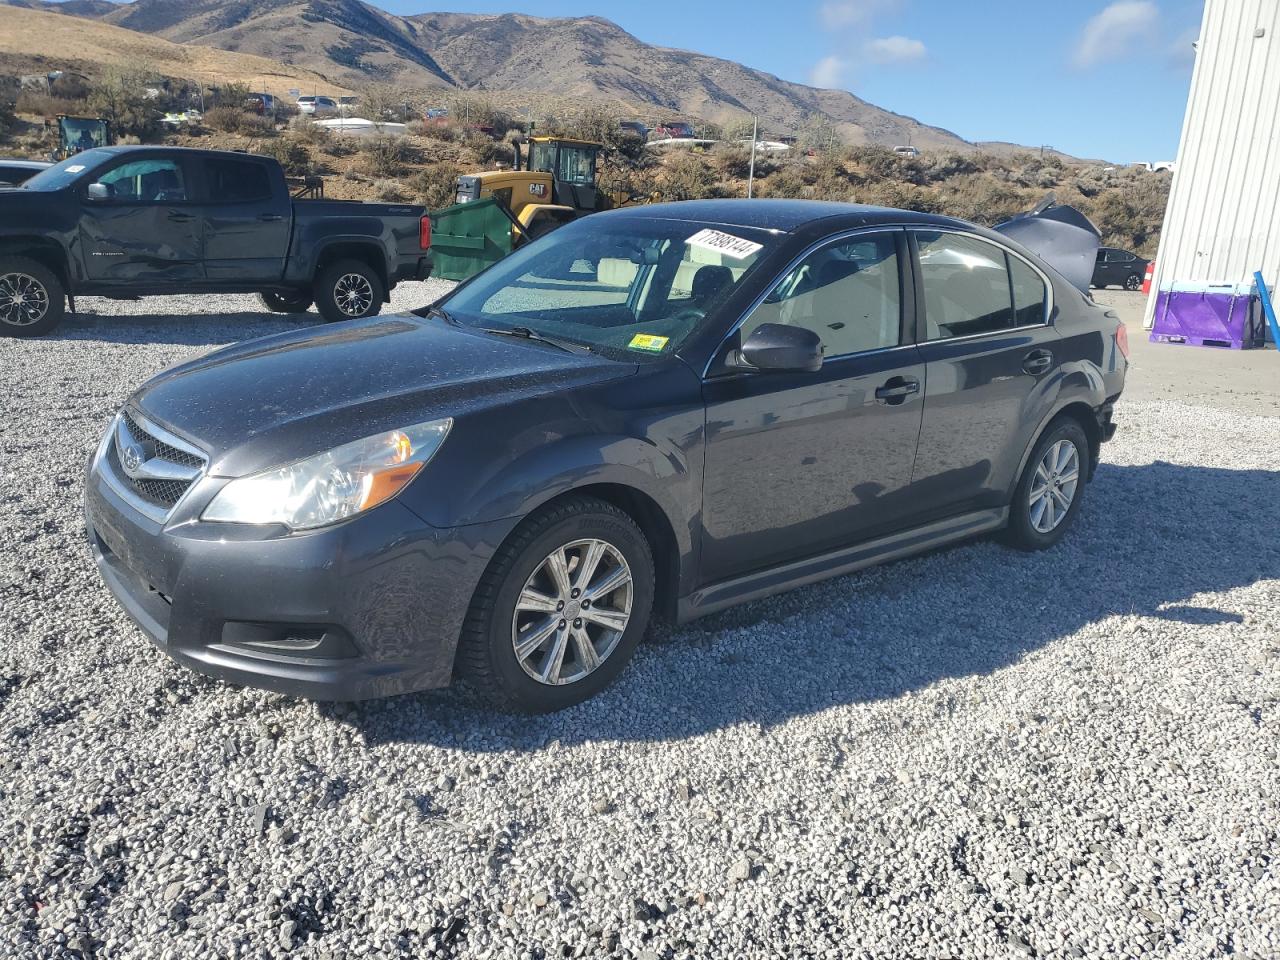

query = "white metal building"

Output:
[[1145, 0, 1280, 327]]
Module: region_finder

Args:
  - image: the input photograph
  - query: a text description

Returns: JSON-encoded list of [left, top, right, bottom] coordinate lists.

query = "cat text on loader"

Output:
[[430, 136, 629, 282]]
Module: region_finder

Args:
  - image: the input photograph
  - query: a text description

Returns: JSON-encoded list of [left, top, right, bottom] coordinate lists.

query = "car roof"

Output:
[[604, 198, 973, 234], [86, 145, 276, 163]]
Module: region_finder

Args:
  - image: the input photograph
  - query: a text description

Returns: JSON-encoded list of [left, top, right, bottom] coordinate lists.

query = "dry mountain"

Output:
[[11, 0, 975, 149]]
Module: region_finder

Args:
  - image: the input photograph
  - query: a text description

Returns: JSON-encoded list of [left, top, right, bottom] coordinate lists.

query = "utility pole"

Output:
[[747, 115, 759, 199]]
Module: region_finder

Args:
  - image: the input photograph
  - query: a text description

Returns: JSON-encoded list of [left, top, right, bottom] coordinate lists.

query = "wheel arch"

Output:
[[0, 239, 71, 291], [313, 240, 388, 290], [1013, 400, 1101, 496], [548, 482, 682, 625]]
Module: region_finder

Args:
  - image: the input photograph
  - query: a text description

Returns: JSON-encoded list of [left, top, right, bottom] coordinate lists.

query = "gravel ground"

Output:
[[1, 288, 1278, 959]]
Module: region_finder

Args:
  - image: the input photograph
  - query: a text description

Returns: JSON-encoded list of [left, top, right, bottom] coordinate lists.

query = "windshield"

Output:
[[21, 149, 113, 191], [433, 216, 777, 361]]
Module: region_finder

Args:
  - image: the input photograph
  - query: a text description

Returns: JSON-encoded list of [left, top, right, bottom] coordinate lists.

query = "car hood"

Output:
[[134, 314, 636, 477]]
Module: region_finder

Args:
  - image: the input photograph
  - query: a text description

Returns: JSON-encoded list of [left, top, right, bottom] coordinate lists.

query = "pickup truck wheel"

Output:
[[458, 496, 655, 713], [0, 258, 65, 338], [258, 291, 314, 314], [314, 259, 385, 323]]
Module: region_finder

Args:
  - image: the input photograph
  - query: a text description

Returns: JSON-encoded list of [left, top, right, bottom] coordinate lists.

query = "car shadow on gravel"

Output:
[[333, 459, 1280, 750], [53, 310, 317, 347]]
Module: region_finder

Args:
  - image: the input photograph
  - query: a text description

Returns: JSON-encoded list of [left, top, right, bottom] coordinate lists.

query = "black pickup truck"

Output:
[[0, 146, 432, 336]]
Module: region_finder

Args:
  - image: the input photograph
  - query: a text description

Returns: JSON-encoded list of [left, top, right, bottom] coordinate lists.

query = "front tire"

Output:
[[314, 259, 385, 323], [0, 257, 65, 337], [258, 290, 314, 314], [1124, 273, 1143, 291], [1003, 418, 1089, 551], [458, 496, 655, 713]]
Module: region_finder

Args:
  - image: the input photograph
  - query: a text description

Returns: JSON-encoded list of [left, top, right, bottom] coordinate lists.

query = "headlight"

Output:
[[202, 419, 451, 529]]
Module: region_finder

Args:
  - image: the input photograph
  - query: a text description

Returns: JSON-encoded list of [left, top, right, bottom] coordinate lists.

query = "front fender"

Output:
[[440, 433, 696, 559]]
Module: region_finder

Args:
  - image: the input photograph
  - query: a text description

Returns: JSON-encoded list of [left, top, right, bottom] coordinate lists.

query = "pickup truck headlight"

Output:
[[202, 419, 451, 530]]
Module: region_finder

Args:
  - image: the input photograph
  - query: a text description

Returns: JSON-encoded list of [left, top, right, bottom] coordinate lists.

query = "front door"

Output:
[[700, 230, 925, 584], [909, 229, 1059, 518], [79, 155, 204, 285]]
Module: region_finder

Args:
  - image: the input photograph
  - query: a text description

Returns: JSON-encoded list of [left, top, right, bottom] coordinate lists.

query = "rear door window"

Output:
[[1009, 255, 1049, 327], [203, 157, 273, 203], [916, 232, 1015, 340]]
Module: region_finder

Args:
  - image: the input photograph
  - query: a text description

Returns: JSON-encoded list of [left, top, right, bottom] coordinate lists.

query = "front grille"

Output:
[[105, 409, 208, 515], [122, 410, 204, 470]]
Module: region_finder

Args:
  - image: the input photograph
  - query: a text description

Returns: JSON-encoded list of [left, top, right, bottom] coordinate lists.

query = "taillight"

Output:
[[1115, 320, 1130, 358], [419, 215, 432, 250]]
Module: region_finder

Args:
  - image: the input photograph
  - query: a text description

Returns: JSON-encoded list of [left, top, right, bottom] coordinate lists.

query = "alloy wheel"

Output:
[[1125, 274, 1143, 291], [334, 273, 374, 317], [0, 273, 50, 328], [511, 538, 633, 686], [1028, 439, 1080, 533]]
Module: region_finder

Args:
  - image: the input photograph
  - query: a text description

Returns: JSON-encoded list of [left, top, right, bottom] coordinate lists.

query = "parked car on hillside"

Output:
[[1092, 247, 1150, 290], [83, 199, 1126, 711], [0, 146, 432, 336], [893, 145, 921, 158], [654, 121, 695, 139], [0, 159, 51, 186], [297, 96, 338, 116], [244, 93, 277, 115]]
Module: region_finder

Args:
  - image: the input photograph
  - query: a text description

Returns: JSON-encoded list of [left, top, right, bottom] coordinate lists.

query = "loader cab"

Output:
[[524, 137, 601, 213]]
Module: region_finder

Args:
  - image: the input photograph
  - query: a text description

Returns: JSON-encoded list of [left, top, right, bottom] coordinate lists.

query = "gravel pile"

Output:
[[1, 289, 1278, 958]]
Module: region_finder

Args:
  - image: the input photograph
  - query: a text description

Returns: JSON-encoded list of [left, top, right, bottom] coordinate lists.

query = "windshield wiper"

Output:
[[479, 325, 593, 355], [420, 304, 456, 324]]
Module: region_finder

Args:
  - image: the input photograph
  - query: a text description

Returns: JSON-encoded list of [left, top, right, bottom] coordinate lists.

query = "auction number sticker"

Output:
[[628, 334, 670, 352], [65, 165, 85, 173], [686, 228, 762, 259]]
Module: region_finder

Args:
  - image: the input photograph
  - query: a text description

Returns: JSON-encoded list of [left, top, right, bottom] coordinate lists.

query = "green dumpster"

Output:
[[429, 197, 514, 282]]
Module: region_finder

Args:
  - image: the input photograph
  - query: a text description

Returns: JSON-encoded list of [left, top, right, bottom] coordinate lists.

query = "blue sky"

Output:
[[375, 0, 1204, 160]]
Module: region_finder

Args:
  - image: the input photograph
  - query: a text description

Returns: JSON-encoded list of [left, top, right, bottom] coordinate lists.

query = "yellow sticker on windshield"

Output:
[[628, 334, 670, 352]]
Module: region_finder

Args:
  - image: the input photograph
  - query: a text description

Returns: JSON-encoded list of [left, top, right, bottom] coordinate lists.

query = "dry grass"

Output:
[[0, 7, 350, 101]]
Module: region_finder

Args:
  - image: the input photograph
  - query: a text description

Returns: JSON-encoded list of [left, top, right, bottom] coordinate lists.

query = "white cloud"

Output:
[[1074, 1, 1160, 68], [819, 0, 898, 30], [864, 35, 927, 64], [810, 55, 849, 88]]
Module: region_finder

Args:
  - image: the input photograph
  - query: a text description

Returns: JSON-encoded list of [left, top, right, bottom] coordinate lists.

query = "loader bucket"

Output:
[[429, 197, 515, 282]]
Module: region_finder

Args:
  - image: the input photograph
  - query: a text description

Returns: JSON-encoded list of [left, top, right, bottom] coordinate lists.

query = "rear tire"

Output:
[[458, 496, 655, 713], [258, 290, 313, 314], [1003, 418, 1090, 551], [313, 259, 385, 323], [0, 257, 65, 338]]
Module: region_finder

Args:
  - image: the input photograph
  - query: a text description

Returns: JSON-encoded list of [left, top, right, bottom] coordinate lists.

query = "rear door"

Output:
[[196, 154, 290, 282], [908, 229, 1058, 518], [699, 229, 926, 583], [79, 153, 204, 284]]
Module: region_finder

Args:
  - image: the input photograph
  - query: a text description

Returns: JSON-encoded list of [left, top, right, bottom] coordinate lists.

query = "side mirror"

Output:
[[86, 182, 110, 201], [736, 323, 824, 373]]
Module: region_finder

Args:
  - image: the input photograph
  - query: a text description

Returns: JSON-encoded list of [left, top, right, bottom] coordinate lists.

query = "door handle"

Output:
[[1022, 349, 1053, 375], [167, 212, 193, 223], [259, 214, 284, 222], [875, 376, 920, 405]]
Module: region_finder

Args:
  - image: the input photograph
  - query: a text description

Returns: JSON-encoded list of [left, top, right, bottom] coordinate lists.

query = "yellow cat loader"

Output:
[[431, 136, 644, 281]]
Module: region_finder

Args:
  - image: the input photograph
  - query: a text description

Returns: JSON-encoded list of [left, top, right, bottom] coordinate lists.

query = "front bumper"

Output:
[[84, 459, 514, 700]]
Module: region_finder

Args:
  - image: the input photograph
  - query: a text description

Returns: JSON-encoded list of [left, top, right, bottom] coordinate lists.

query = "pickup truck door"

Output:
[[79, 154, 204, 284], [195, 155, 290, 283]]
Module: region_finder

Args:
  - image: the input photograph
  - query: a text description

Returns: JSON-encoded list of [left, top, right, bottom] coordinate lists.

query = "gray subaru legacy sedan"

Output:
[[84, 199, 1126, 712]]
